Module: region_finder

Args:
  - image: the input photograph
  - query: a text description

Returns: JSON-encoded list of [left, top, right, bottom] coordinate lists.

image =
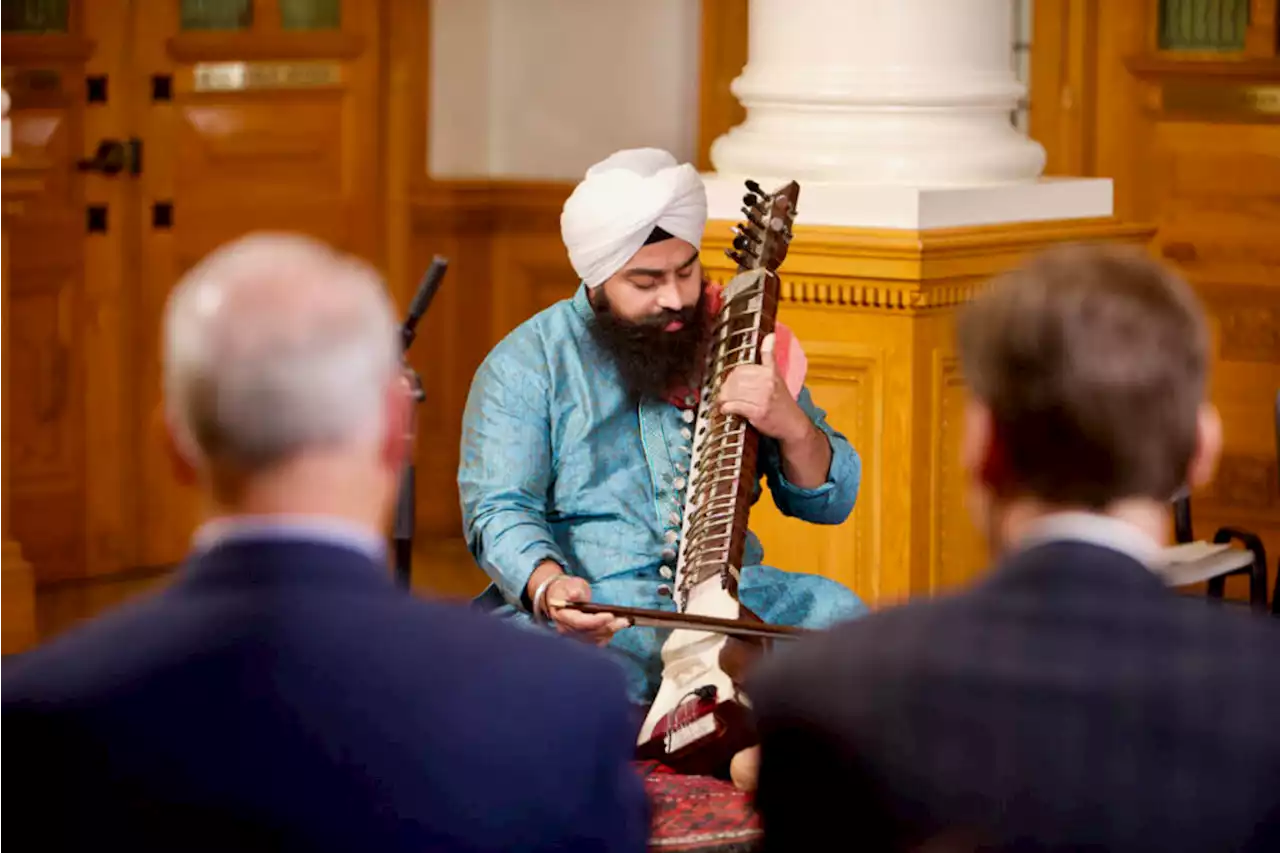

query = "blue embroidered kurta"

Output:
[[459, 286, 868, 705]]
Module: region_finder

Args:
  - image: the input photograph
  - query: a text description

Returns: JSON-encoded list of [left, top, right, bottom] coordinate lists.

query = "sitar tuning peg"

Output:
[[743, 193, 759, 207], [725, 248, 748, 267], [744, 179, 764, 195]]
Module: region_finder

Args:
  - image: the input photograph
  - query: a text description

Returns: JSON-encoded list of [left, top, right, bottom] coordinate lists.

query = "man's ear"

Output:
[[380, 373, 414, 472], [159, 405, 200, 487], [1186, 402, 1223, 491], [961, 399, 1011, 493]]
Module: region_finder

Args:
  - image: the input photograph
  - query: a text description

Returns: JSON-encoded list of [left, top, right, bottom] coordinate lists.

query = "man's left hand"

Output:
[[718, 333, 812, 443]]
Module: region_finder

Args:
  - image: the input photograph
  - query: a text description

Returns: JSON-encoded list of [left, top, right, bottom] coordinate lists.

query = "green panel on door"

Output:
[[278, 0, 339, 30], [180, 0, 254, 31], [2, 0, 69, 32], [1158, 0, 1250, 51]]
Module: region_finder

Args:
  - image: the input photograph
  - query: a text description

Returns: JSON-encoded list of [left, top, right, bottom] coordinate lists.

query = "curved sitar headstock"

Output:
[[724, 179, 800, 274]]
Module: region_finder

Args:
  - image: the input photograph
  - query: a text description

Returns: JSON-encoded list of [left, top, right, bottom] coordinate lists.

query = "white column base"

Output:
[[704, 175, 1115, 230]]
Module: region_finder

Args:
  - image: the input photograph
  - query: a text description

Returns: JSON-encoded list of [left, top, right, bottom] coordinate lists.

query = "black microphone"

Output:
[[401, 256, 448, 352]]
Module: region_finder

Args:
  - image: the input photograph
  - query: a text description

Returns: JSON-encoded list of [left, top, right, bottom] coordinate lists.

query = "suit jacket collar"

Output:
[[173, 538, 397, 597], [981, 538, 1171, 601]]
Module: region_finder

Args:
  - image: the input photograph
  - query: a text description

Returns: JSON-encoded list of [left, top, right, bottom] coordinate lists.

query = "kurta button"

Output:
[[675, 462, 687, 473], [684, 395, 696, 406], [659, 566, 674, 579], [681, 409, 694, 424], [680, 427, 692, 440], [665, 530, 678, 543], [661, 547, 676, 561], [673, 476, 687, 490], [658, 585, 672, 597]]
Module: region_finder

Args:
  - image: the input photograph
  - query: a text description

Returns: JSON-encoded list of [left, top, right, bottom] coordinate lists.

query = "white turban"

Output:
[[560, 148, 708, 289]]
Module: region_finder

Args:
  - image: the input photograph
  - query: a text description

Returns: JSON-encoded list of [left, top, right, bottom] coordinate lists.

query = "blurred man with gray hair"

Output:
[[4, 233, 649, 853]]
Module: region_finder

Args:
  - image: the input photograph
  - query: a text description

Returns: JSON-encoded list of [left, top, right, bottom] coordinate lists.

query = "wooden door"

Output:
[[2, 1, 96, 586], [3, 0, 387, 636], [129, 0, 386, 569]]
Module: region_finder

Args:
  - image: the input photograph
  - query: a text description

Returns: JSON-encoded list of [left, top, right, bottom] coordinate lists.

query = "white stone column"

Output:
[[704, 0, 1112, 229]]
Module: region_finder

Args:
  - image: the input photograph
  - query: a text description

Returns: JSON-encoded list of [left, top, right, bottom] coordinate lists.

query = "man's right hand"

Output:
[[545, 575, 629, 645], [528, 562, 627, 646]]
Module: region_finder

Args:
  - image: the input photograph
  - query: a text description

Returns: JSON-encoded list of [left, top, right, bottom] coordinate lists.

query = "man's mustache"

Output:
[[633, 303, 699, 329]]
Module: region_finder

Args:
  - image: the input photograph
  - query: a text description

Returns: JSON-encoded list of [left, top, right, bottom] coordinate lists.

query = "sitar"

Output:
[[554, 178, 802, 778]]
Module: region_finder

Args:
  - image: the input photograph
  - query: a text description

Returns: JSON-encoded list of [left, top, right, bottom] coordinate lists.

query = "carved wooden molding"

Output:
[[708, 217, 1156, 263], [705, 269, 989, 311], [705, 217, 1156, 312]]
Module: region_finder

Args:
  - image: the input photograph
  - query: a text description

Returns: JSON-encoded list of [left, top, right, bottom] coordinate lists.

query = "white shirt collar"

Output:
[[1013, 511, 1163, 567]]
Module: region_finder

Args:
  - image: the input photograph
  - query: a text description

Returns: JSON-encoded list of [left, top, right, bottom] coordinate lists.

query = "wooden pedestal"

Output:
[[703, 217, 1157, 608], [2, 158, 43, 653]]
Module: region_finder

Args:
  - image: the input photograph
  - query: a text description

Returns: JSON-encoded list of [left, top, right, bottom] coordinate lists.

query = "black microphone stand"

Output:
[[393, 370, 426, 589], [393, 256, 449, 590]]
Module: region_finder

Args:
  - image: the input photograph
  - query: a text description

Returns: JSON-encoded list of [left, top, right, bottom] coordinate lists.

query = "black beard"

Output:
[[588, 287, 707, 402]]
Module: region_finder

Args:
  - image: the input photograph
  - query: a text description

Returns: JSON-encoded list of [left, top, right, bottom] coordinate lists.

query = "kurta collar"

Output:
[[570, 283, 593, 322]]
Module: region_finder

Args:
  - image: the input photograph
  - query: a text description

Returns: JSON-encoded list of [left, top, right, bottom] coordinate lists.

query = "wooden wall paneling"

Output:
[[701, 217, 1156, 608], [2, 159, 44, 653], [1030, 0, 1100, 176], [29, 1, 405, 641], [1245, 0, 1280, 56], [1094, 1, 1156, 222], [1128, 49, 1280, 599], [130, 0, 388, 571], [406, 182, 574, 562], [2, 3, 94, 587], [406, 189, 494, 541], [80, 0, 138, 585], [696, 0, 749, 171], [1034, 0, 1280, 602], [383, 0, 429, 308]]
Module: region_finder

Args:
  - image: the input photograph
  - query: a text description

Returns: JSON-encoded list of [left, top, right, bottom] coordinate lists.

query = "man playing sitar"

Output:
[[459, 147, 866, 775]]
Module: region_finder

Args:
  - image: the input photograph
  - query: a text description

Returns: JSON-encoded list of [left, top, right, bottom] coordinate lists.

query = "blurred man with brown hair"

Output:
[[749, 244, 1280, 852]]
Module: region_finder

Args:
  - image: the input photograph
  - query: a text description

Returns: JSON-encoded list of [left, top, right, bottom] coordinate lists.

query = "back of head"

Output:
[[956, 243, 1209, 508], [163, 232, 400, 476]]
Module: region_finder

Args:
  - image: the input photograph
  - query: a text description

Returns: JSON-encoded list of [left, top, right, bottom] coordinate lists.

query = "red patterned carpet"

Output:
[[636, 761, 764, 852]]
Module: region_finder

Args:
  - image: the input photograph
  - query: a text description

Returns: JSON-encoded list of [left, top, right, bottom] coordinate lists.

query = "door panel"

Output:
[[2, 9, 92, 582], [132, 0, 384, 567], [4, 0, 386, 604]]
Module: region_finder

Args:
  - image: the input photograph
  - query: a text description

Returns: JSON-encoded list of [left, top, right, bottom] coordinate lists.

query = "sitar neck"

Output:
[[676, 271, 780, 601]]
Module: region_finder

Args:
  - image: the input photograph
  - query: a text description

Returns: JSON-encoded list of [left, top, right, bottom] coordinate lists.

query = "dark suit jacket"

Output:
[[749, 540, 1280, 852], [3, 538, 649, 853]]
